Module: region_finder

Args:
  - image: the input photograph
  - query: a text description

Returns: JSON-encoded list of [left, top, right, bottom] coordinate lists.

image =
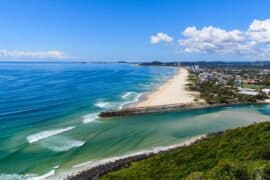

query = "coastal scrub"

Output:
[[103, 122, 270, 179]]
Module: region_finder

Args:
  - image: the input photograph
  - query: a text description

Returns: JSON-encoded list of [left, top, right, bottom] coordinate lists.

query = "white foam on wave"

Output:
[[94, 101, 113, 109], [82, 113, 99, 124], [54, 135, 206, 179], [31, 169, 55, 180], [0, 166, 59, 180], [94, 92, 143, 111], [27, 126, 75, 143], [119, 92, 142, 109], [121, 91, 142, 102], [121, 91, 136, 100], [40, 137, 85, 152], [0, 173, 35, 180]]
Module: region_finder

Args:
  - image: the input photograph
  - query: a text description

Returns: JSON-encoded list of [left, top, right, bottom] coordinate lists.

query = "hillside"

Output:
[[102, 122, 270, 179]]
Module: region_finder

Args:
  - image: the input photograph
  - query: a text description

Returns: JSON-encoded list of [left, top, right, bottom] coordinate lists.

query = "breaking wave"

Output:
[[82, 113, 99, 124], [94, 91, 142, 110], [121, 92, 137, 100], [119, 92, 142, 109], [0, 165, 59, 180], [0, 173, 35, 180], [27, 126, 75, 143], [40, 137, 85, 152], [94, 101, 113, 109]]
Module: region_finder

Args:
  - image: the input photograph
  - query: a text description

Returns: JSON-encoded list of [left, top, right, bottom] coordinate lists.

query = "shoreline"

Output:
[[122, 67, 178, 109], [63, 67, 270, 179], [64, 135, 207, 180], [130, 68, 204, 108], [100, 67, 270, 117], [62, 102, 270, 179]]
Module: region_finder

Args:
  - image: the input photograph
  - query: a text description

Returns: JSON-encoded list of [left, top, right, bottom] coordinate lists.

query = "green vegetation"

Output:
[[242, 84, 264, 91], [187, 73, 268, 104], [102, 122, 270, 179]]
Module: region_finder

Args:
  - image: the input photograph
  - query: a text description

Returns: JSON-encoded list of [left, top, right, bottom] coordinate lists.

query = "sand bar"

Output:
[[132, 68, 204, 108]]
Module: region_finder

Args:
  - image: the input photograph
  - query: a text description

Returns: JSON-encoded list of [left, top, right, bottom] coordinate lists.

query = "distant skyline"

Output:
[[1, 0, 270, 62]]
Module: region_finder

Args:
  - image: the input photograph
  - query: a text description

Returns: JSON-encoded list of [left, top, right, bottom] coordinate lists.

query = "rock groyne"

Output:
[[99, 102, 269, 117]]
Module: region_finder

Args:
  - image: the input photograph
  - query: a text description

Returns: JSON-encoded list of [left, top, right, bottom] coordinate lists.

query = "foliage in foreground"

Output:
[[102, 122, 270, 180]]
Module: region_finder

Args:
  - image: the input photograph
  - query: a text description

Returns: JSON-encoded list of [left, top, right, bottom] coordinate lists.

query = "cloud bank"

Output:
[[150, 32, 173, 44], [178, 19, 270, 59], [0, 49, 68, 59], [248, 19, 270, 43]]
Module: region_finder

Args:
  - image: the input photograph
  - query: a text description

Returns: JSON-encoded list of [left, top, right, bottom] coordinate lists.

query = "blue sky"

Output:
[[0, 0, 270, 61]]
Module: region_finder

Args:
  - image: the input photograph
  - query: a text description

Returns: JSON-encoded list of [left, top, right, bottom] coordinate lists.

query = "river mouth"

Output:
[[49, 103, 269, 179], [1, 103, 270, 179]]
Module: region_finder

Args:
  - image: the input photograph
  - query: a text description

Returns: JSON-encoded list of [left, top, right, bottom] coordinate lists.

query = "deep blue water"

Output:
[[0, 62, 174, 132]]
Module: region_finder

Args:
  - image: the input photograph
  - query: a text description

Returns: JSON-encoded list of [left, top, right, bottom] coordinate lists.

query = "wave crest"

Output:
[[94, 101, 113, 109], [40, 137, 85, 152], [27, 126, 75, 143], [0, 173, 35, 180], [121, 92, 137, 100], [82, 113, 99, 124], [119, 92, 142, 109], [0, 165, 59, 180]]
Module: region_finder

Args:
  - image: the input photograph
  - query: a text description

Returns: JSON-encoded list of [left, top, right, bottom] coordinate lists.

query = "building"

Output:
[[234, 75, 242, 86], [262, 88, 270, 95], [198, 72, 211, 82], [238, 87, 259, 96], [194, 65, 200, 71]]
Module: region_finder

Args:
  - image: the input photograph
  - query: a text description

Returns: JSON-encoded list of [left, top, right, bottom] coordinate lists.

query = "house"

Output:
[[198, 72, 210, 82], [234, 75, 242, 86], [262, 88, 270, 95], [238, 87, 259, 96], [217, 77, 227, 85]]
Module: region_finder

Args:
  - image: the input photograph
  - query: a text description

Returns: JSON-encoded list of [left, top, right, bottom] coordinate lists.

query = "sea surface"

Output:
[[0, 62, 269, 179]]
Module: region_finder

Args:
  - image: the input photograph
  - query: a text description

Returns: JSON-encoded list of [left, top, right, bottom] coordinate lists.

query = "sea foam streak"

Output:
[[0, 166, 59, 180], [0, 173, 35, 180], [94, 101, 113, 109], [119, 92, 142, 109], [31, 169, 56, 180], [40, 137, 85, 152], [82, 113, 99, 123], [27, 126, 75, 143], [121, 92, 136, 100]]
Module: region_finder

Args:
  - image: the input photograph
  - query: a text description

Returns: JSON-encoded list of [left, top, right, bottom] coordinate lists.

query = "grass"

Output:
[[102, 122, 270, 180], [242, 84, 263, 91]]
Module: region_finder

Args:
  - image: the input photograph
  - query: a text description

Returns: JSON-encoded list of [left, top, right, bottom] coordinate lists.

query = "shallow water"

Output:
[[0, 62, 269, 179]]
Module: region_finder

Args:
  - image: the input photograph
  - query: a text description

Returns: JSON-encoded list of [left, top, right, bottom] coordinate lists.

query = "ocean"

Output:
[[0, 62, 269, 179]]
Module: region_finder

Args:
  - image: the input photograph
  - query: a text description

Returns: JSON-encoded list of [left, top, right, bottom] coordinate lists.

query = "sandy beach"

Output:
[[132, 68, 204, 108]]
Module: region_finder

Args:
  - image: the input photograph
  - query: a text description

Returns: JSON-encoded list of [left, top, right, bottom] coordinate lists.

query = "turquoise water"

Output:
[[0, 63, 269, 179]]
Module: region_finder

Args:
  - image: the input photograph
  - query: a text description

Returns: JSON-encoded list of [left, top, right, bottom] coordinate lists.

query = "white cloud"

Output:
[[179, 26, 246, 54], [0, 49, 68, 59], [248, 19, 270, 43], [178, 19, 270, 59], [150, 32, 173, 44]]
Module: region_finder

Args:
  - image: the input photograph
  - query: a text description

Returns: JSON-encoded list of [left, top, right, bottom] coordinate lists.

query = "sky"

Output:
[[0, 0, 270, 62]]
